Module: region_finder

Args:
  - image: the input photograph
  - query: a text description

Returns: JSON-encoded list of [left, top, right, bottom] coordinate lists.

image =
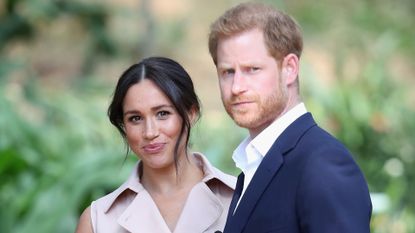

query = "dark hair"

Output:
[[108, 57, 201, 168]]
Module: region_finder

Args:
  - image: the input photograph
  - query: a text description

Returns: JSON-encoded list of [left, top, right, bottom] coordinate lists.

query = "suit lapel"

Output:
[[227, 149, 284, 233], [225, 113, 317, 233], [226, 173, 244, 221]]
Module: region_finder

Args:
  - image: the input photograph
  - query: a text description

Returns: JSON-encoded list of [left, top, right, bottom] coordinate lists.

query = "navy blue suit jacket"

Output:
[[223, 113, 372, 233]]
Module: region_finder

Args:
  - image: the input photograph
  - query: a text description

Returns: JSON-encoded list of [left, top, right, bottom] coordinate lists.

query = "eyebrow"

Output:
[[123, 104, 174, 116], [217, 61, 262, 69], [217, 63, 232, 70]]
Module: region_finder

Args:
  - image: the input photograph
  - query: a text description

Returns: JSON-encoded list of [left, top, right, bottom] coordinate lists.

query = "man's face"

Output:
[[216, 28, 289, 137]]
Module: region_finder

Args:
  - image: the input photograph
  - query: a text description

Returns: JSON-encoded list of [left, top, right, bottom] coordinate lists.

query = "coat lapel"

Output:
[[117, 183, 225, 233], [227, 148, 284, 233], [174, 182, 224, 233], [117, 190, 171, 233], [227, 173, 244, 220], [225, 113, 317, 233]]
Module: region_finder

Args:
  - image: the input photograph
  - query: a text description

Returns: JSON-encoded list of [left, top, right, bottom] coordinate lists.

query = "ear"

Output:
[[188, 106, 200, 126], [281, 53, 299, 86]]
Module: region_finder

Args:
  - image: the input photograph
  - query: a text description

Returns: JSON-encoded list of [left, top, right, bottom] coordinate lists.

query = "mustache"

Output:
[[229, 95, 256, 103]]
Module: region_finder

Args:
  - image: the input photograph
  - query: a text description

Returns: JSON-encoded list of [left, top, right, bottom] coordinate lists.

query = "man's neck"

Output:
[[249, 100, 299, 138]]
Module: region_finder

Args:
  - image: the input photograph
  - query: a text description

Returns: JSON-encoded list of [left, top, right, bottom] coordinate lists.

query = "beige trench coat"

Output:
[[90, 153, 236, 233]]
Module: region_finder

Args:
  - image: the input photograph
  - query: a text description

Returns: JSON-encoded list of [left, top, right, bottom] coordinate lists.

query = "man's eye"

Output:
[[249, 67, 260, 73], [222, 69, 235, 76]]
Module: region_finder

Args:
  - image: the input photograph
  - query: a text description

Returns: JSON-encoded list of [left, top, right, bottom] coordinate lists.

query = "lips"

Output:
[[142, 143, 165, 154], [232, 101, 252, 106], [231, 100, 254, 110]]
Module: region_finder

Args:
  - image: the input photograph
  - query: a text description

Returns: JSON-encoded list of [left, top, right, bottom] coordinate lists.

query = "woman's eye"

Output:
[[128, 116, 141, 122], [157, 111, 170, 119]]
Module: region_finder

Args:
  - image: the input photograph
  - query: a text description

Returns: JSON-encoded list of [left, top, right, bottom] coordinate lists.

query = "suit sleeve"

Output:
[[296, 145, 372, 233]]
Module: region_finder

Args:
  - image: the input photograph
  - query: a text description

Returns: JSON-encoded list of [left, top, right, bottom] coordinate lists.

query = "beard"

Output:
[[224, 85, 288, 132]]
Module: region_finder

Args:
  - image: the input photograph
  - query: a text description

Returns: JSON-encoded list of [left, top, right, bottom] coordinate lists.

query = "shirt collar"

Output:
[[232, 137, 252, 171], [232, 103, 307, 170], [252, 102, 307, 155]]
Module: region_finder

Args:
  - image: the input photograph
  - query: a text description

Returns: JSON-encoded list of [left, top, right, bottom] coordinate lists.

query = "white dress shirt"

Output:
[[232, 103, 307, 210]]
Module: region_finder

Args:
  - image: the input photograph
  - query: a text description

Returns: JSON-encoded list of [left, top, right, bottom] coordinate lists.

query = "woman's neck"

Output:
[[140, 153, 204, 196]]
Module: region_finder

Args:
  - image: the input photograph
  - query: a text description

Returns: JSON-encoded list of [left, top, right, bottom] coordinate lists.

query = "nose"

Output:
[[231, 70, 246, 95], [143, 118, 159, 139]]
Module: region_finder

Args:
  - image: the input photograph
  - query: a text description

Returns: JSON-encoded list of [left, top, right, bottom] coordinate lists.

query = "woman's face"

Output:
[[122, 79, 184, 172]]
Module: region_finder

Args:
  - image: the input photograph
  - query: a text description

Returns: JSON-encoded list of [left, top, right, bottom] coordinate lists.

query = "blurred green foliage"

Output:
[[1, 0, 414, 232], [0, 61, 133, 232]]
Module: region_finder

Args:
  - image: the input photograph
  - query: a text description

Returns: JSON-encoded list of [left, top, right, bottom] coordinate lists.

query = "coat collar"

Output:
[[101, 153, 235, 233], [272, 113, 317, 156], [226, 113, 317, 232], [195, 152, 236, 190], [101, 162, 144, 214]]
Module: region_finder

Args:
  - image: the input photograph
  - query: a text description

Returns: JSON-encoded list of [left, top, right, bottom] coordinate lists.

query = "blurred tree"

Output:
[[0, 0, 34, 51], [137, 0, 156, 57], [54, 0, 117, 75]]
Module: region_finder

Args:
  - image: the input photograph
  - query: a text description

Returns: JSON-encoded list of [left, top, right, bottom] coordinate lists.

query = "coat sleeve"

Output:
[[296, 145, 372, 233]]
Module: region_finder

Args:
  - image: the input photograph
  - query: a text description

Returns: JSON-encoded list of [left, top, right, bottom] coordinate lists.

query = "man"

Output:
[[208, 2, 372, 233]]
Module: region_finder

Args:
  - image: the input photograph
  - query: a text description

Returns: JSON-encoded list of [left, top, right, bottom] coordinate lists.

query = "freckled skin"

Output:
[[216, 29, 289, 137]]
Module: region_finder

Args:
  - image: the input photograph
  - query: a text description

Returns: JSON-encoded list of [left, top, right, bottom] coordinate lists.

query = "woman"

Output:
[[75, 57, 235, 233]]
